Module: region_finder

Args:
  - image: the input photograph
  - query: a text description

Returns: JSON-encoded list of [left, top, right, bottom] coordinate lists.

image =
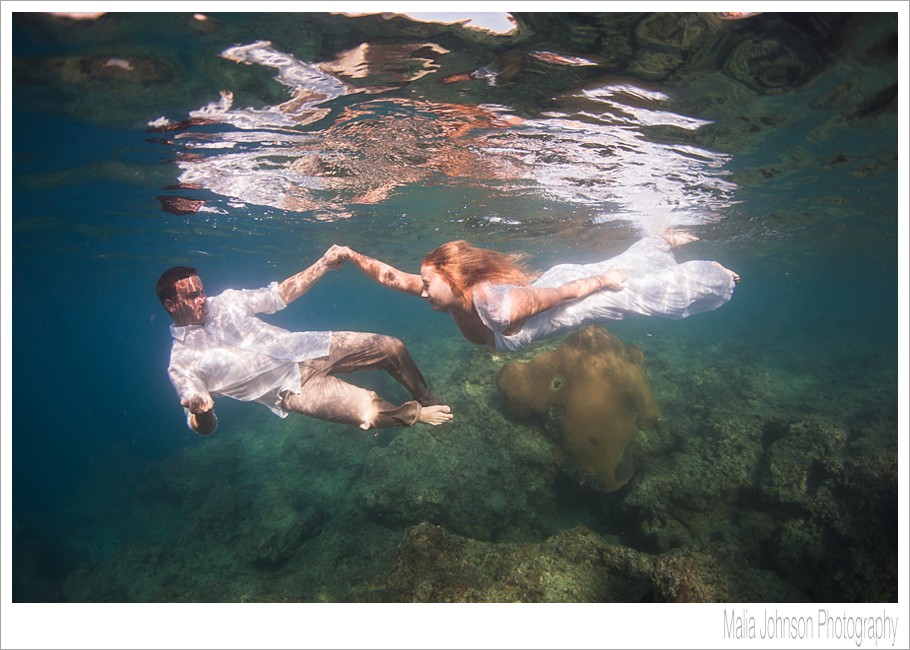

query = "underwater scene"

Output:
[[6, 7, 904, 643]]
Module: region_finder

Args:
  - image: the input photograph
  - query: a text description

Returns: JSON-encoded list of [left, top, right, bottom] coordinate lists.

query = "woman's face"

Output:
[[419, 265, 458, 311]]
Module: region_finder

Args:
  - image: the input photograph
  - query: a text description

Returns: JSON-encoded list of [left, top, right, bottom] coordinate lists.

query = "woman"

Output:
[[327, 230, 739, 352]]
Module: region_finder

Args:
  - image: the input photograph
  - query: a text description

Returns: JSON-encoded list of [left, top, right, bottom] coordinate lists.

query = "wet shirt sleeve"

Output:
[[473, 282, 516, 333], [167, 346, 208, 404], [167, 343, 214, 431], [218, 281, 287, 316]]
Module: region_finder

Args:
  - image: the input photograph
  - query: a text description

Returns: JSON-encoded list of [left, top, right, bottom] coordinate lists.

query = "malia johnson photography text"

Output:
[[724, 609, 899, 647]]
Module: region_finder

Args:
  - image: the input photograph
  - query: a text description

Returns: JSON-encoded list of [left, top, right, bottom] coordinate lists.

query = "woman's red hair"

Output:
[[421, 241, 538, 310]]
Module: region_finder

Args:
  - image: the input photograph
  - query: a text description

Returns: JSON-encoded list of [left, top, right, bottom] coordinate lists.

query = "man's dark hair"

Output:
[[156, 266, 198, 307]]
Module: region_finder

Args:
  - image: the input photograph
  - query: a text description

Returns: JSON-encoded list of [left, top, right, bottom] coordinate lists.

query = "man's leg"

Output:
[[281, 332, 451, 430], [323, 331, 442, 406], [282, 369, 422, 430]]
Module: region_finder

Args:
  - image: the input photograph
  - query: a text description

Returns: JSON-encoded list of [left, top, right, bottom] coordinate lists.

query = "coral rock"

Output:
[[496, 326, 661, 492], [373, 522, 655, 602]]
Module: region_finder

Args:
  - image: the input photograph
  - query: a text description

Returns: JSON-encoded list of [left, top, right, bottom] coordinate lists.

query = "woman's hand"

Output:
[[597, 268, 627, 291]]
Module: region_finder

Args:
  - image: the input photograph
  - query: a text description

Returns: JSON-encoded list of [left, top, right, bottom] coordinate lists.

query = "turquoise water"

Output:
[[8, 8, 901, 626]]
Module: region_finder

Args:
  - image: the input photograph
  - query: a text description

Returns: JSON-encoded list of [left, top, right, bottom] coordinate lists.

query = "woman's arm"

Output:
[[507, 269, 626, 325], [328, 245, 422, 296]]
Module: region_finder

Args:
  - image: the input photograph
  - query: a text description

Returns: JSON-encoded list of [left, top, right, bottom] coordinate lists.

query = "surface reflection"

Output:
[[356, 11, 518, 35], [519, 81, 737, 232], [152, 40, 736, 231]]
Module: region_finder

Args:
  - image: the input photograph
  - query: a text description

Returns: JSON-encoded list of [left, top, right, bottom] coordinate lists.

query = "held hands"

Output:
[[324, 244, 355, 270]]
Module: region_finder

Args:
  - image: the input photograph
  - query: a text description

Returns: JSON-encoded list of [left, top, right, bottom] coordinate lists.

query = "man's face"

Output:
[[166, 275, 208, 326]]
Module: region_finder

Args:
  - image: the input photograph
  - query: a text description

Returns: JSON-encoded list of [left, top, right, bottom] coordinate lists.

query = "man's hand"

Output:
[[182, 395, 217, 436], [182, 394, 214, 414]]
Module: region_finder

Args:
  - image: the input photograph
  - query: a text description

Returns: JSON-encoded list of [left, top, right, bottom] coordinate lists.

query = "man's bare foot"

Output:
[[713, 261, 741, 284], [659, 227, 699, 248], [418, 404, 453, 426]]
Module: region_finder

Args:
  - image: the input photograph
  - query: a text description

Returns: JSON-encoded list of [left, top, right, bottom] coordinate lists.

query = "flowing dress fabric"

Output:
[[473, 237, 736, 352]]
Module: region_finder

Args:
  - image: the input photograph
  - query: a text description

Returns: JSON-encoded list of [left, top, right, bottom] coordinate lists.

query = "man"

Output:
[[156, 249, 452, 436]]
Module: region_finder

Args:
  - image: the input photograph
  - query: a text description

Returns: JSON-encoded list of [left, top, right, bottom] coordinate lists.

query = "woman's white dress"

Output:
[[472, 237, 737, 352]]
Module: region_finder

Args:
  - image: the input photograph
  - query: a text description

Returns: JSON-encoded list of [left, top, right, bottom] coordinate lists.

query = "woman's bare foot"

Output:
[[713, 261, 741, 284], [418, 404, 453, 426], [659, 227, 699, 248]]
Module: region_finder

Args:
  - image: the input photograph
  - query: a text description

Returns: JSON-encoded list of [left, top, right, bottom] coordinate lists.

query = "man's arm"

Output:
[[506, 269, 627, 326], [327, 245, 422, 296], [277, 248, 343, 305]]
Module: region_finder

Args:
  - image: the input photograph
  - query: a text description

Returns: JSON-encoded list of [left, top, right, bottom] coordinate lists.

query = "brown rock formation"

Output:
[[497, 326, 660, 492]]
